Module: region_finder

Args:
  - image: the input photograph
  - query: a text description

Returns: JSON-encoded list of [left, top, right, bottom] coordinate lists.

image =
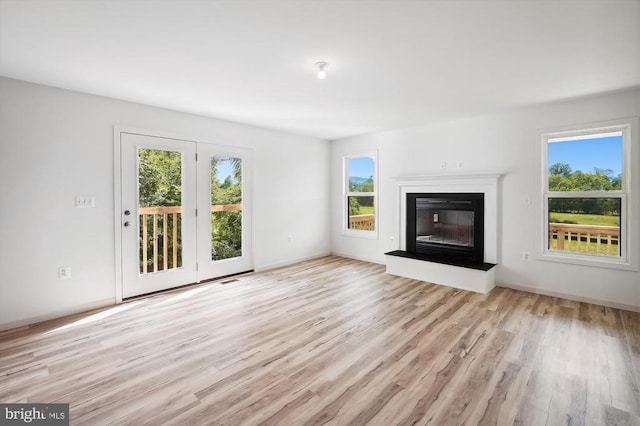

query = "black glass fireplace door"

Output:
[[407, 193, 484, 262]]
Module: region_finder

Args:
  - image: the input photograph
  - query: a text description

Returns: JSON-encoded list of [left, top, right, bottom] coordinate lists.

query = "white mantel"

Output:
[[386, 172, 503, 294], [392, 172, 503, 183]]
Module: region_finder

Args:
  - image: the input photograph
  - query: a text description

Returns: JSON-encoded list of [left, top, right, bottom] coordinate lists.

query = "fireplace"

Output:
[[385, 172, 502, 294], [386, 173, 500, 293], [406, 193, 484, 263]]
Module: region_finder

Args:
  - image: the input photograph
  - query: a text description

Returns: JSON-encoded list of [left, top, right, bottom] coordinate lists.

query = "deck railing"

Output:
[[139, 204, 241, 273], [349, 214, 375, 231], [548, 223, 620, 256]]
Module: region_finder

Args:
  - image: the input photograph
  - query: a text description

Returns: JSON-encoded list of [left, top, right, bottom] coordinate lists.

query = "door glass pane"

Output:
[[211, 156, 242, 261], [138, 148, 183, 274], [548, 197, 621, 256]]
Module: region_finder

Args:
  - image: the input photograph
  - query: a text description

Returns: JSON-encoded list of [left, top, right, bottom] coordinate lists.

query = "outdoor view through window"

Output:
[[547, 133, 622, 257], [210, 156, 242, 261], [136, 150, 243, 275], [347, 156, 375, 231], [138, 148, 183, 273]]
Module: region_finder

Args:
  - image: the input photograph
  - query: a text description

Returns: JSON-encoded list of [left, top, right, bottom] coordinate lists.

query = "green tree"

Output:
[[138, 149, 183, 271], [610, 173, 622, 189], [549, 163, 572, 177], [354, 179, 374, 192], [136, 151, 245, 268], [349, 196, 360, 216], [138, 149, 182, 207], [548, 162, 621, 216], [548, 163, 619, 192], [351, 179, 374, 208], [211, 157, 242, 261], [568, 171, 613, 191], [548, 174, 572, 191]]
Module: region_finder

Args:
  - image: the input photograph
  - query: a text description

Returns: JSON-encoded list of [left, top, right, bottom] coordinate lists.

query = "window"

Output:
[[345, 154, 376, 234], [541, 121, 635, 268]]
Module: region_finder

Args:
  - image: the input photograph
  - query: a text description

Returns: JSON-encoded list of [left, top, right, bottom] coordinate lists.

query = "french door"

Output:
[[197, 143, 253, 279], [120, 132, 253, 298]]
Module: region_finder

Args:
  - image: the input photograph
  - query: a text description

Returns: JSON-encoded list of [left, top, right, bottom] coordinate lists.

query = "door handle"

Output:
[[124, 210, 131, 216], [124, 221, 131, 227]]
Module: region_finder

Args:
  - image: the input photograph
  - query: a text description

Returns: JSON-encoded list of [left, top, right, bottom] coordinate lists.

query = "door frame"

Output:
[[113, 125, 254, 303]]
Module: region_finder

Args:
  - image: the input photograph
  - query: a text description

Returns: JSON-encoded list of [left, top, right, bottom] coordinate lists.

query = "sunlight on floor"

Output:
[[156, 285, 214, 306], [45, 301, 145, 334]]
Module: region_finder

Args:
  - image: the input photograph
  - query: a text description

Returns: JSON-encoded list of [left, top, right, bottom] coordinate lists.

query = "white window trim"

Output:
[[536, 118, 639, 271], [343, 152, 378, 239]]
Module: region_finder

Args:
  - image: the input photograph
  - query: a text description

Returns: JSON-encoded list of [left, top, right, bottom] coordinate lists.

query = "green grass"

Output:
[[355, 206, 375, 215], [549, 212, 619, 227]]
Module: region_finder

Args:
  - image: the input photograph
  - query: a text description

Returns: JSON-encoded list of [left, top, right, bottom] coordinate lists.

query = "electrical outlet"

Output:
[[522, 252, 530, 261], [58, 266, 71, 280], [287, 235, 293, 243], [76, 195, 95, 208], [440, 162, 447, 170], [456, 161, 463, 169]]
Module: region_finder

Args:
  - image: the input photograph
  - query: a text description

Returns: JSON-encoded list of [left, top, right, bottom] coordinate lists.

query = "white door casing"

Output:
[[117, 130, 254, 299]]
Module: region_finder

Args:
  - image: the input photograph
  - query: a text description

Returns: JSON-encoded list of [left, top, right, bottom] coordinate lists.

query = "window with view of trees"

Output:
[[138, 148, 183, 273], [345, 155, 376, 233], [544, 129, 626, 260], [210, 156, 242, 261], [136, 149, 243, 274]]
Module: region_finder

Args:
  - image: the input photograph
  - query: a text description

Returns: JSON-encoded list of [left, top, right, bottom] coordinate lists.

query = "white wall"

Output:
[[0, 77, 331, 329], [331, 88, 640, 311]]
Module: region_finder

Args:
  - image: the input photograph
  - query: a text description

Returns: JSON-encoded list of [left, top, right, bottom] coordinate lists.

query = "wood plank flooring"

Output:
[[1, 256, 639, 425]]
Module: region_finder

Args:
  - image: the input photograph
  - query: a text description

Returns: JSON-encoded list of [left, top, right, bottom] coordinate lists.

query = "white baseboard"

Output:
[[330, 251, 385, 265], [254, 252, 332, 272], [0, 298, 115, 332], [496, 281, 640, 313]]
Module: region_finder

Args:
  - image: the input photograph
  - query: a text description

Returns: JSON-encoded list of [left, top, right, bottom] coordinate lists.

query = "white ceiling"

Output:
[[1, 0, 639, 140]]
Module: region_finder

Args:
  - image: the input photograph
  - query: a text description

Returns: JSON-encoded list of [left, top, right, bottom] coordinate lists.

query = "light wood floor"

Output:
[[1, 256, 639, 425]]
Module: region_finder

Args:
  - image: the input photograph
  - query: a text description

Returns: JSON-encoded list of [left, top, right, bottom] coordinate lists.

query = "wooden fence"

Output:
[[349, 214, 375, 231], [139, 204, 241, 273], [548, 223, 620, 256]]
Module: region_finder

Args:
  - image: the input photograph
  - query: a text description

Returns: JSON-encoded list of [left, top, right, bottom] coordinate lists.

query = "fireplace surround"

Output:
[[385, 173, 502, 294]]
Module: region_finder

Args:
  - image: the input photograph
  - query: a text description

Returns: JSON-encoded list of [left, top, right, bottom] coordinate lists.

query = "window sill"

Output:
[[537, 251, 638, 271], [342, 229, 378, 240]]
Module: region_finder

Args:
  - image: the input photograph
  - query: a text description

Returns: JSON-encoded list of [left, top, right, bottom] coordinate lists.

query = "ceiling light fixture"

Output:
[[315, 62, 328, 80]]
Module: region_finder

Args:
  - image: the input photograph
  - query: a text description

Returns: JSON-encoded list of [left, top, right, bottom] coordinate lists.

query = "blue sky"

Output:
[[348, 157, 375, 179], [214, 157, 238, 182], [548, 135, 622, 176]]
